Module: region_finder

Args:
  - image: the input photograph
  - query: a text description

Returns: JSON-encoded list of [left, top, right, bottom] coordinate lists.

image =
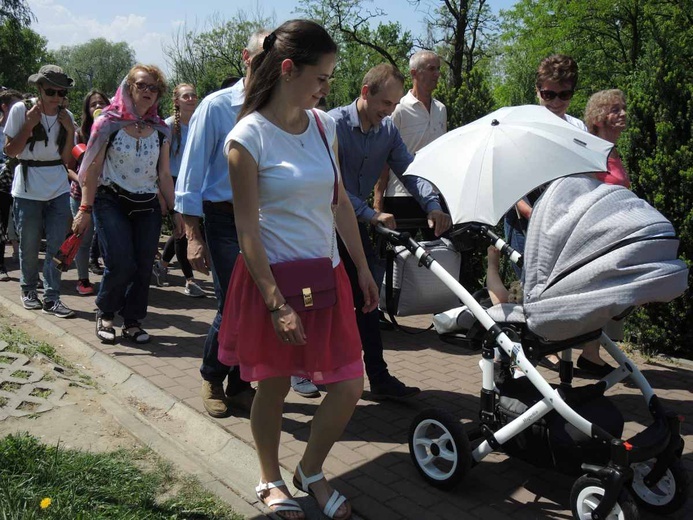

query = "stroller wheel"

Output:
[[571, 475, 639, 520], [408, 409, 471, 490], [630, 459, 689, 514]]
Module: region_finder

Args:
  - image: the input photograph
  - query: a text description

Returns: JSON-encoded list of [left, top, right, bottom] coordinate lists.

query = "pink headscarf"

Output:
[[78, 75, 171, 183]]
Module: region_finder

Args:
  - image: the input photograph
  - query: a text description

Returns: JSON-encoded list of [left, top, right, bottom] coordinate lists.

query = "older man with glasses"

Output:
[[3, 65, 76, 317]]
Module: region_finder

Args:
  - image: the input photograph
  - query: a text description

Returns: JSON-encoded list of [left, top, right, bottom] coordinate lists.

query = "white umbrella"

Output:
[[404, 105, 614, 225]]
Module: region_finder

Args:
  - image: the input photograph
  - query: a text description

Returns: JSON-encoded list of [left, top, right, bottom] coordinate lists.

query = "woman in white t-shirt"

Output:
[[218, 20, 378, 520], [4, 65, 76, 318]]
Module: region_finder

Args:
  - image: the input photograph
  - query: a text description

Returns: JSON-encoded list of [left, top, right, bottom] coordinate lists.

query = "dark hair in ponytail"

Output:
[[239, 19, 337, 120]]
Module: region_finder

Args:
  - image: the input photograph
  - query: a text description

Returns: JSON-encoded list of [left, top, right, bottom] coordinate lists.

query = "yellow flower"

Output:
[[40, 497, 52, 509]]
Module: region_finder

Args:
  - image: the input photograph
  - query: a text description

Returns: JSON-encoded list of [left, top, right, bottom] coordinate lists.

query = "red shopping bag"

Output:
[[53, 233, 83, 272]]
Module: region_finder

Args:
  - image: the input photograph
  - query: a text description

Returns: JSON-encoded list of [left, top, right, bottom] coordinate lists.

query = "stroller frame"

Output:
[[376, 224, 687, 520]]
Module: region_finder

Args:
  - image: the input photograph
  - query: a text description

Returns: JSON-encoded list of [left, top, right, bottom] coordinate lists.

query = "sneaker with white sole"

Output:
[[152, 260, 169, 287], [21, 290, 42, 310], [184, 281, 206, 298], [42, 299, 75, 318], [291, 376, 321, 398]]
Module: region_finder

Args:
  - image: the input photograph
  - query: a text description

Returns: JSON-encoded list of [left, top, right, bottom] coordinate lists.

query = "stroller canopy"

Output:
[[522, 175, 688, 341]]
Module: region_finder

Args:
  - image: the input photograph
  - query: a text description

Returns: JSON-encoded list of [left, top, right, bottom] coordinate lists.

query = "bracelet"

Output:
[[268, 302, 287, 313], [78, 205, 93, 214]]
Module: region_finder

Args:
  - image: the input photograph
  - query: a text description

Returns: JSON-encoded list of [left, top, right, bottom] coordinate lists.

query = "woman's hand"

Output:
[[271, 305, 307, 345], [357, 267, 379, 313], [71, 210, 92, 237]]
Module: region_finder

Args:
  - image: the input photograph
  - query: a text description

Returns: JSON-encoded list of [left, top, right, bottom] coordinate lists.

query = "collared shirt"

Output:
[[174, 79, 245, 216], [328, 100, 441, 223], [387, 90, 447, 197]]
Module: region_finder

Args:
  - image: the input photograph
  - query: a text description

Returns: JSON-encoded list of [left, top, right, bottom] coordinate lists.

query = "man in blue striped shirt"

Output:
[[329, 64, 451, 400]]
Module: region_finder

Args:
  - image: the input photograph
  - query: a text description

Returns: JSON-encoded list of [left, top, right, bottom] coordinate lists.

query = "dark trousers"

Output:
[[338, 222, 389, 382], [162, 234, 194, 279], [0, 191, 11, 268], [199, 201, 246, 391], [93, 190, 161, 324]]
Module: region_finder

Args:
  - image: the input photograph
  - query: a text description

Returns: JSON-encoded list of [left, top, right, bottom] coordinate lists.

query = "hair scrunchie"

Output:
[[263, 32, 277, 52]]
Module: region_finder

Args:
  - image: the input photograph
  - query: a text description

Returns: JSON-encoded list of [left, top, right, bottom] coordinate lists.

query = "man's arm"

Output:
[[373, 164, 389, 213]]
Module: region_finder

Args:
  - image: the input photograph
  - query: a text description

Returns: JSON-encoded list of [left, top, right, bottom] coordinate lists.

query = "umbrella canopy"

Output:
[[403, 105, 614, 225]]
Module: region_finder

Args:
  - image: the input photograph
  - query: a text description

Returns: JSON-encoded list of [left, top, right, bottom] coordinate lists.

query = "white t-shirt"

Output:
[[565, 113, 588, 132], [102, 129, 161, 194], [386, 91, 447, 197], [4, 102, 73, 201], [225, 109, 341, 267]]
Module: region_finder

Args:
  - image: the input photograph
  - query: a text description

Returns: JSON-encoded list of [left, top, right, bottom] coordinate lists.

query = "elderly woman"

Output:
[[568, 88, 630, 376], [73, 64, 182, 344], [585, 89, 629, 187], [3, 65, 76, 317]]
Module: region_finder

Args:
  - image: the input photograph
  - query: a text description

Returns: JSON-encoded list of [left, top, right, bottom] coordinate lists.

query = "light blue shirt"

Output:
[[328, 100, 441, 223], [165, 116, 189, 180], [174, 79, 245, 216]]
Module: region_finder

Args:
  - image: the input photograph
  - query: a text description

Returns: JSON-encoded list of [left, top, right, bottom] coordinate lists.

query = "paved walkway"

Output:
[[0, 244, 691, 519]]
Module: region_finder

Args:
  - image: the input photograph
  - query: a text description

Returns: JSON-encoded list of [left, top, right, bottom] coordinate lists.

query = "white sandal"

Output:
[[255, 480, 304, 519], [293, 463, 351, 520]]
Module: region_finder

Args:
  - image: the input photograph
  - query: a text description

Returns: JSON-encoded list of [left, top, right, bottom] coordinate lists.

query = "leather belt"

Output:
[[203, 200, 234, 214]]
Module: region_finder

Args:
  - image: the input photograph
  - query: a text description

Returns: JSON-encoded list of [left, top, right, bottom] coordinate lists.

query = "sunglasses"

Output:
[[539, 89, 574, 101], [44, 88, 68, 98], [133, 82, 160, 93]]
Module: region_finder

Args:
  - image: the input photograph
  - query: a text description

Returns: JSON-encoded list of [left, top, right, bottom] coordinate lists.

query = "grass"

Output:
[[0, 323, 71, 368], [0, 433, 243, 520]]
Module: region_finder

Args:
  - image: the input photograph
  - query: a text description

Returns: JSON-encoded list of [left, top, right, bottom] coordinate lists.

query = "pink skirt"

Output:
[[218, 255, 364, 384]]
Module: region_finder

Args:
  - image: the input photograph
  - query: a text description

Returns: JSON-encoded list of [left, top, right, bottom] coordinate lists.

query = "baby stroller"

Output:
[[377, 107, 690, 519]]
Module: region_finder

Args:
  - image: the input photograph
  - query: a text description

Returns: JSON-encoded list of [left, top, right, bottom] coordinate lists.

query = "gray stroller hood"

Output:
[[522, 175, 689, 341]]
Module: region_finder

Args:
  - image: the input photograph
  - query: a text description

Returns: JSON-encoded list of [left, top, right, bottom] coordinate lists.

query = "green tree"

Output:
[[53, 38, 135, 96], [163, 11, 274, 97], [0, 0, 33, 27], [495, 0, 693, 356], [0, 20, 51, 90]]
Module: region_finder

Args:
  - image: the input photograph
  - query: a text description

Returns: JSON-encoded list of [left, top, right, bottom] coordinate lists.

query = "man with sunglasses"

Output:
[[2, 65, 76, 317], [505, 54, 588, 278]]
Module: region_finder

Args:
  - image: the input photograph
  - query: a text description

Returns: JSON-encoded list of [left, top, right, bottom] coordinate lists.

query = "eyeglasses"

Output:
[[539, 89, 574, 101], [179, 93, 198, 101], [44, 88, 68, 97], [133, 82, 160, 93]]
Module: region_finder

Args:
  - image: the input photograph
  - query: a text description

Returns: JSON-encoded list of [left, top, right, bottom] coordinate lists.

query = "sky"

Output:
[[27, 0, 517, 74]]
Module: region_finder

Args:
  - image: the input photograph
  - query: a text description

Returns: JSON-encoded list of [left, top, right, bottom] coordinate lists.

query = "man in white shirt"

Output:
[[374, 50, 447, 237], [4, 66, 76, 318]]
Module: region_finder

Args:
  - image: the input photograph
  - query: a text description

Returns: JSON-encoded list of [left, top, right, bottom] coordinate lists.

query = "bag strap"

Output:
[[311, 109, 338, 206]]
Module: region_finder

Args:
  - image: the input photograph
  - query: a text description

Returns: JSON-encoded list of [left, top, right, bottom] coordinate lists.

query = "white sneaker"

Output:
[[184, 281, 205, 298]]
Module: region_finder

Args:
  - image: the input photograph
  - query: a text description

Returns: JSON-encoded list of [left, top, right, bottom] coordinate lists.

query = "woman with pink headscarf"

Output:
[[72, 64, 182, 344]]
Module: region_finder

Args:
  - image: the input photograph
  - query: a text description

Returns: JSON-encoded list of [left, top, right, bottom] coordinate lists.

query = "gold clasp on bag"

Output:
[[302, 287, 314, 308]]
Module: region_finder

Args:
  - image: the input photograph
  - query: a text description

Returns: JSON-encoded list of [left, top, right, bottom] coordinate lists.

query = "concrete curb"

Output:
[[1, 293, 366, 520], [0, 294, 268, 518]]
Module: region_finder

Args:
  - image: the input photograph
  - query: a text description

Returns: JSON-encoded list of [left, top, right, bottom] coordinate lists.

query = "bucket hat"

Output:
[[28, 65, 74, 89]]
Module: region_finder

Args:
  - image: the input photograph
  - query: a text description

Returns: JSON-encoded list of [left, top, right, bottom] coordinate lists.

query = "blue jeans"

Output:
[[69, 196, 95, 280], [92, 190, 161, 324], [13, 193, 70, 302], [200, 202, 245, 389], [338, 223, 389, 382], [504, 215, 526, 279]]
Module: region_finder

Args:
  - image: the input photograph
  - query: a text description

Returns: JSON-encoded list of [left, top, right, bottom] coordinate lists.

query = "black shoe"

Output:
[[378, 310, 394, 331], [369, 374, 420, 401], [89, 261, 104, 275], [576, 355, 614, 377]]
